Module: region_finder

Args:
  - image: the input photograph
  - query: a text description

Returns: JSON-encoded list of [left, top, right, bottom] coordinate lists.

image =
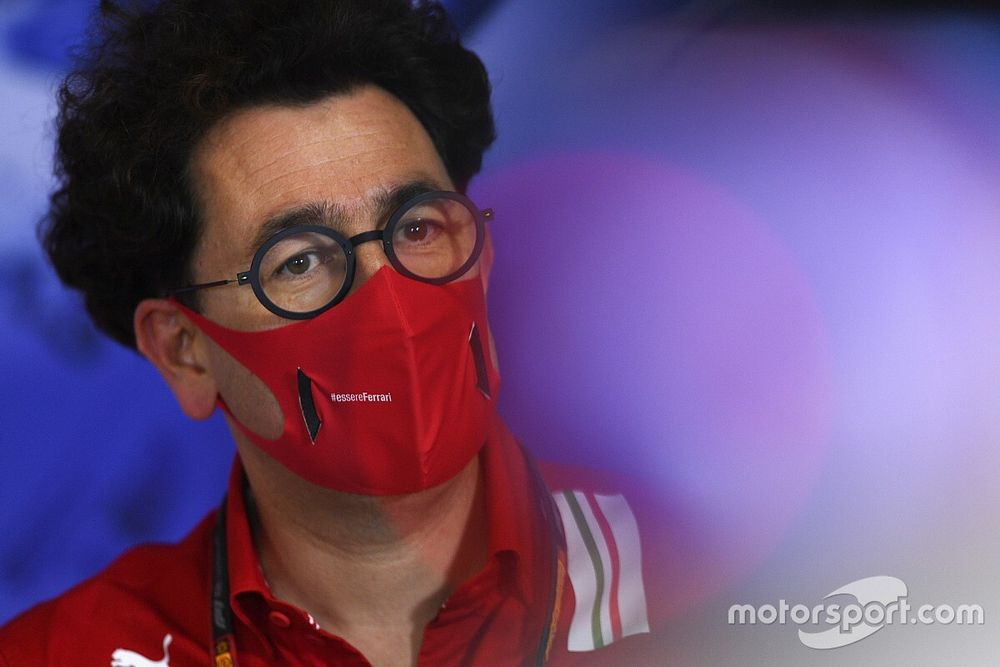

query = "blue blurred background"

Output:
[[2, 0, 1000, 663]]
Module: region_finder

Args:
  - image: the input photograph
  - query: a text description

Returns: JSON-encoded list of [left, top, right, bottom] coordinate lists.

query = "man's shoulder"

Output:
[[0, 512, 215, 666]]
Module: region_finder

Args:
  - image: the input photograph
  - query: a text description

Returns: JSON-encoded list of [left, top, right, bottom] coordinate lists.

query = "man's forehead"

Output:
[[187, 85, 453, 268], [194, 88, 429, 178]]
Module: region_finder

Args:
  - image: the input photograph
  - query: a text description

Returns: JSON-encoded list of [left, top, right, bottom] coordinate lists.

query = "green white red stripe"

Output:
[[553, 490, 649, 651]]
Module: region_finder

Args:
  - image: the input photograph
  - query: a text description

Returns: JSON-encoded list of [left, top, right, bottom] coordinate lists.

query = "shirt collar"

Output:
[[477, 411, 554, 602], [224, 410, 557, 622]]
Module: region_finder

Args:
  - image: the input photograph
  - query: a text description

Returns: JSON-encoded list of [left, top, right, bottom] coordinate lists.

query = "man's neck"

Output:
[[237, 441, 488, 666]]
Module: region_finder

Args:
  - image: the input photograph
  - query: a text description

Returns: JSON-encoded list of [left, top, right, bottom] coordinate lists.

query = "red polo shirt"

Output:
[[0, 414, 671, 665]]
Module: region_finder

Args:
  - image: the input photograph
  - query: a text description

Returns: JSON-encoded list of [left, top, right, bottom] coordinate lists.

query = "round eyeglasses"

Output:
[[169, 191, 494, 320]]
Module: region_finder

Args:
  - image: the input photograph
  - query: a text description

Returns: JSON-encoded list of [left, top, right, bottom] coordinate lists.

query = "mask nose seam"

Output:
[[382, 271, 428, 473]]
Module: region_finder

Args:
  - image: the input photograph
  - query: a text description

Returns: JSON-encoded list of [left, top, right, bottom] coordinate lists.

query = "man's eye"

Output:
[[281, 253, 314, 275], [396, 217, 443, 245], [275, 250, 334, 278], [403, 222, 429, 242]]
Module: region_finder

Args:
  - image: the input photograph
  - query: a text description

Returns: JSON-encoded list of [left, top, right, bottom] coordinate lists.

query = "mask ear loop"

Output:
[[172, 299, 291, 443], [477, 222, 495, 295], [473, 224, 501, 378]]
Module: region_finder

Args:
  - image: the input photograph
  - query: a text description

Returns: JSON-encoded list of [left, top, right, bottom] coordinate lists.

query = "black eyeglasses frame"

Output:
[[167, 190, 493, 320]]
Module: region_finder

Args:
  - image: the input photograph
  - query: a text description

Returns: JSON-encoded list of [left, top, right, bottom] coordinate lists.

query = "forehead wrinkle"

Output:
[[247, 144, 413, 207], [242, 134, 394, 179], [206, 126, 403, 206]]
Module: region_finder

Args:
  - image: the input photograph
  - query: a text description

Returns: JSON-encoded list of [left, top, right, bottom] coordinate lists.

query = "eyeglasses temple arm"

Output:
[[167, 273, 248, 295]]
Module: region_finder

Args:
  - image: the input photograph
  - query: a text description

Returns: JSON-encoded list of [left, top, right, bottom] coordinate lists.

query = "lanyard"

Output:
[[211, 500, 239, 667], [210, 445, 565, 666]]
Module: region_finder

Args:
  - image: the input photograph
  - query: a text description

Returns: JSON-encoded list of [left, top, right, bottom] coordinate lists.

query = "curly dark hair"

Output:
[[41, 0, 496, 349]]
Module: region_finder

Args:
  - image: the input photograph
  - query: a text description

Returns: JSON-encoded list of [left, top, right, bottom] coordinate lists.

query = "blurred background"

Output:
[[1, 0, 999, 663]]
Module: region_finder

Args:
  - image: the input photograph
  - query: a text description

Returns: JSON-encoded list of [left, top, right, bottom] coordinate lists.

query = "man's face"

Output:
[[190, 84, 458, 330], [184, 84, 467, 438]]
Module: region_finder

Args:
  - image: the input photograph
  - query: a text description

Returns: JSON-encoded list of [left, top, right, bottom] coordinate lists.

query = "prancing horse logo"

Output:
[[110, 633, 172, 667]]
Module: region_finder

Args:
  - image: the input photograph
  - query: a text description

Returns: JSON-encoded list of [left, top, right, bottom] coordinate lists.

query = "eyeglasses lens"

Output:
[[258, 231, 348, 314], [391, 197, 478, 281]]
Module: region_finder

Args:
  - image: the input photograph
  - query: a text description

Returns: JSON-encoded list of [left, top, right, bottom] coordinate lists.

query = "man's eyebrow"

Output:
[[248, 202, 340, 257], [370, 178, 442, 220], [246, 178, 444, 259]]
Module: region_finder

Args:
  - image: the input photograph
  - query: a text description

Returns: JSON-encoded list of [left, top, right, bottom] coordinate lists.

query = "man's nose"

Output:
[[349, 239, 391, 293]]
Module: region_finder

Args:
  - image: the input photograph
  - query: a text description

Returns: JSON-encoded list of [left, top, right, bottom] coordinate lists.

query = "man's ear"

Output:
[[134, 299, 218, 420]]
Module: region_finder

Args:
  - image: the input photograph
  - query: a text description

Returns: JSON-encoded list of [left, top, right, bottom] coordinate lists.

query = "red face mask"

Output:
[[176, 267, 500, 495]]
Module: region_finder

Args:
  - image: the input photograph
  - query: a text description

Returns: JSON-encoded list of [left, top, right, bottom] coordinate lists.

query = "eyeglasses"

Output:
[[169, 190, 493, 320]]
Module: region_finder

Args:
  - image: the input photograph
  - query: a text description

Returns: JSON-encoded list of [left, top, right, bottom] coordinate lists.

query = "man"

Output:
[[0, 1, 669, 664]]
